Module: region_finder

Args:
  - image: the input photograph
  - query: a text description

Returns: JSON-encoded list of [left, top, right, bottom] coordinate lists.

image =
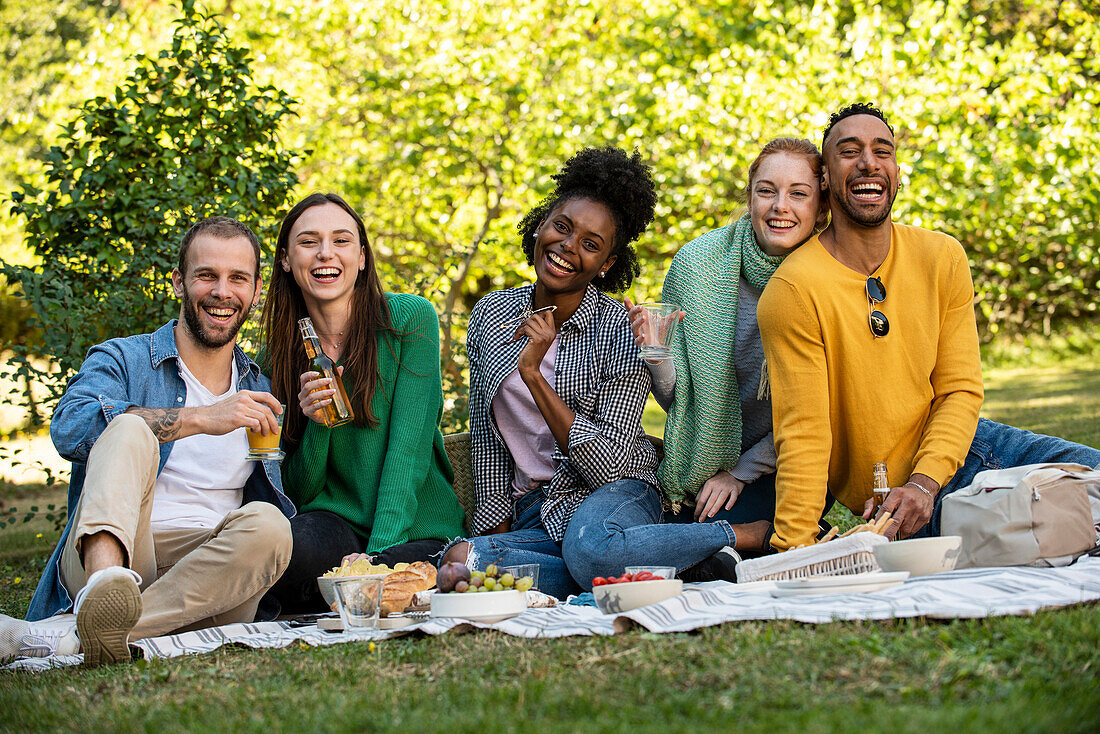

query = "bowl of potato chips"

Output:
[[317, 559, 409, 608]]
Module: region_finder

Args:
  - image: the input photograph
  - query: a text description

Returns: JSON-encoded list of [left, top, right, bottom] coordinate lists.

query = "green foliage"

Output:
[[243, 0, 1097, 348], [0, 503, 67, 534], [1, 0, 1098, 428], [0, 442, 67, 532], [0, 0, 297, 410], [899, 0, 1100, 337], [0, 0, 130, 212]]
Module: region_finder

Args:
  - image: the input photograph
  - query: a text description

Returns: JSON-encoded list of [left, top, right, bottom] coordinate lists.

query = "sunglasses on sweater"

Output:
[[866, 276, 889, 338]]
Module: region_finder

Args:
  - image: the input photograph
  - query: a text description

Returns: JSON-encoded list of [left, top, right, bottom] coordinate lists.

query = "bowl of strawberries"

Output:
[[591, 567, 682, 614]]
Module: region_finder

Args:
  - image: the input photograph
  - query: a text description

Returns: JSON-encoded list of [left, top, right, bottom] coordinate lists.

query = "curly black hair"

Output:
[[518, 146, 657, 293], [822, 102, 894, 149]]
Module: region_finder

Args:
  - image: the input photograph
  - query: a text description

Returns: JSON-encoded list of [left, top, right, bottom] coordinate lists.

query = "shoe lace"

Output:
[[20, 629, 64, 657]]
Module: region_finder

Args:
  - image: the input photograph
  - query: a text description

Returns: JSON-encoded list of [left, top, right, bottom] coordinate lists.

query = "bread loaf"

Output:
[[380, 561, 437, 616]]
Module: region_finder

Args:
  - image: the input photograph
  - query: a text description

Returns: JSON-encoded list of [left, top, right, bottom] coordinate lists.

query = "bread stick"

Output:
[[872, 511, 893, 535], [840, 523, 871, 537]]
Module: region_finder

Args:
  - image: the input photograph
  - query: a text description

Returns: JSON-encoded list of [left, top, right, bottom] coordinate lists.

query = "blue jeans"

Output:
[[922, 418, 1100, 536], [462, 487, 582, 600], [562, 479, 735, 591]]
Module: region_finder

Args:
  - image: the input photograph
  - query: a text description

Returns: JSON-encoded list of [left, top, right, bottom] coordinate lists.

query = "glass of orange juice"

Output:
[[246, 404, 285, 461]]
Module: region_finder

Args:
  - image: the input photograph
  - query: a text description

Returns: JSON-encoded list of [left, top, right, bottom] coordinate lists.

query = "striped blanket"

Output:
[[7, 557, 1099, 672]]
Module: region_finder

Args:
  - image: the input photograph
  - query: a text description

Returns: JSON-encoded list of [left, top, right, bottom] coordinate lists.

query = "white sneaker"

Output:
[[0, 613, 79, 663], [73, 566, 142, 668]]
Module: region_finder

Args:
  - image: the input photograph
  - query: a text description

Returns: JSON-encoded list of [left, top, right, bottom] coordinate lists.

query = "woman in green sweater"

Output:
[[260, 193, 465, 614]]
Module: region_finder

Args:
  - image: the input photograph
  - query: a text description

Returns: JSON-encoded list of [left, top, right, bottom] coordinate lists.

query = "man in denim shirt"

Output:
[[1, 217, 295, 667]]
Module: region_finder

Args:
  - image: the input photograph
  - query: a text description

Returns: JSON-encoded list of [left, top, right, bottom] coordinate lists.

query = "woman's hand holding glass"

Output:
[[624, 297, 685, 361]]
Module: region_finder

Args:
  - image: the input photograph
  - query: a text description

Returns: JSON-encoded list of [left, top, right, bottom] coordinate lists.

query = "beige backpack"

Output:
[[941, 463, 1100, 568]]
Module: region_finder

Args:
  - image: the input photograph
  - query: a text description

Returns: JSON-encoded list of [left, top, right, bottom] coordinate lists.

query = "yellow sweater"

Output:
[[757, 223, 983, 551]]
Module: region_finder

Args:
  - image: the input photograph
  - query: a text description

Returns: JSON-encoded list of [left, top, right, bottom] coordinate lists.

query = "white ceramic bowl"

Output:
[[592, 579, 683, 614], [317, 574, 386, 609], [873, 535, 963, 576], [430, 589, 526, 623]]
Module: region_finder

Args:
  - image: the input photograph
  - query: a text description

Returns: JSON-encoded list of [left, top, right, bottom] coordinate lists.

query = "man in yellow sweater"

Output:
[[757, 103, 1100, 552]]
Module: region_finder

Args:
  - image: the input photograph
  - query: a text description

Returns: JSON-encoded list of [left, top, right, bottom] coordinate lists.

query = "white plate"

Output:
[[318, 611, 429, 632], [770, 571, 910, 597], [430, 589, 526, 623]]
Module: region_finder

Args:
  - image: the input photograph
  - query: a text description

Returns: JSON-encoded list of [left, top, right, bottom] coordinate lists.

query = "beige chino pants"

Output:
[[59, 413, 292, 640]]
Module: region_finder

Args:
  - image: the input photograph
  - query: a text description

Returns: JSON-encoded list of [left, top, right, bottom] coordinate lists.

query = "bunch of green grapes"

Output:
[[454, 563, 534, 594]]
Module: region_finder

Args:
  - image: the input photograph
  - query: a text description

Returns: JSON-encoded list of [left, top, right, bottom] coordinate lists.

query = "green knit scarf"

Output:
[[658, 214, 786, 509]]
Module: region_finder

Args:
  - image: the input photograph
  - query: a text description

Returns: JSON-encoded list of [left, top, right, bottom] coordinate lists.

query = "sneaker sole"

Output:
[[77, 575, 142, 668]]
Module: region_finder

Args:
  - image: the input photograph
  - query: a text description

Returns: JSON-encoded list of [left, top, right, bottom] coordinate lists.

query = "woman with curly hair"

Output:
[[259, 193, 465, 614], [442, 147, 740, 598]]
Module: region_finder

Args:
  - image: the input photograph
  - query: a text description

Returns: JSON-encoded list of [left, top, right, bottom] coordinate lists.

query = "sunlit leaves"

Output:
[[1, 1, 297, 409], [1, 0, 1097, 428]]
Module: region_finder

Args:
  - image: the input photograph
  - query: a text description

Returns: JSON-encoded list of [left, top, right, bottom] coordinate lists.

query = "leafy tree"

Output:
[[1, 0, 298, 410], [0, 0, 136, 425], [206, 0, 1100, 428], [1, 0, 1097, 432]]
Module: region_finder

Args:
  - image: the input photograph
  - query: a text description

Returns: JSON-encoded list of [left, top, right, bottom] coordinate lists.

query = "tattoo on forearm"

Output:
[[126, 407, 184, 443]]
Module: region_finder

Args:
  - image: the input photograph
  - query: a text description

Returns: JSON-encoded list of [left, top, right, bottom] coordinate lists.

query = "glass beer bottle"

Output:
[[298, 317, 354, 428], [872, 462, 890, 508]]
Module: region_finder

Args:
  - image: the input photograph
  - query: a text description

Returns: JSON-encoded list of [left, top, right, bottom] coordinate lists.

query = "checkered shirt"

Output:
[[467, 283, 660, 541]]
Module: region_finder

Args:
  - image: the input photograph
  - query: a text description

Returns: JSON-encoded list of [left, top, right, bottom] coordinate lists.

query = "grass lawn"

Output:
[[1, 358, 1098, 733]]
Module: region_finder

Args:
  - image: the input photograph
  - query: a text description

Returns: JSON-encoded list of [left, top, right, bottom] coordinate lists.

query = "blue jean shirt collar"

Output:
[[151, 319, 263, 383]]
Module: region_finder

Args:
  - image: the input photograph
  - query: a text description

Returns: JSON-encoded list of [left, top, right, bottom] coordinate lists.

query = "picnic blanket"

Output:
[[6, 557, 1100, 672]]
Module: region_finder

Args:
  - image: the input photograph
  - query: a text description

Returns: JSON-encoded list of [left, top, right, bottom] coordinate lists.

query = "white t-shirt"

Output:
[[149, 358, 251, 530]]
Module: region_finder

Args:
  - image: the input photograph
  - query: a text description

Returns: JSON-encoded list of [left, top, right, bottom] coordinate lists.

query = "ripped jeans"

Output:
[[457, 487, 582, 600], [459, 479, 740, 598], [562, 479, 735, 591]]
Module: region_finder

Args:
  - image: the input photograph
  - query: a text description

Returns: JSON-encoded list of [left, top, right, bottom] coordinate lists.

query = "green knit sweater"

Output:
[[281, 293, 466, 554]]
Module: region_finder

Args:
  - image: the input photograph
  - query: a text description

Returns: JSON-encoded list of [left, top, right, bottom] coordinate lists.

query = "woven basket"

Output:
[[735, 533, 887, 583], [443, 433, 475, 531]]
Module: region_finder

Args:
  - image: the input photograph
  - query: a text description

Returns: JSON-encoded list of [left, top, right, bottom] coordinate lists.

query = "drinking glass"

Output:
[[501, 564, 540, 591], [636, 303, 681, 360], [246, 404, 285, 461], [333, 576, 384, 630]]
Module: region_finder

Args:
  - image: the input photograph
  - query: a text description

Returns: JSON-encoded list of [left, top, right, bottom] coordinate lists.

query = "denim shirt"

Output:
[[26, 320, 296, 621]]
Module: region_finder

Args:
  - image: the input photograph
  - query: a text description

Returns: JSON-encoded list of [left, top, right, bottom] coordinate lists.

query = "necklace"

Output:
[[317, 330, 345, 350]]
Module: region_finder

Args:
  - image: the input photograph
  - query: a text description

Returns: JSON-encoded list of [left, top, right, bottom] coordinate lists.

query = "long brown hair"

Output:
[[260, 193, 392, 445]]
